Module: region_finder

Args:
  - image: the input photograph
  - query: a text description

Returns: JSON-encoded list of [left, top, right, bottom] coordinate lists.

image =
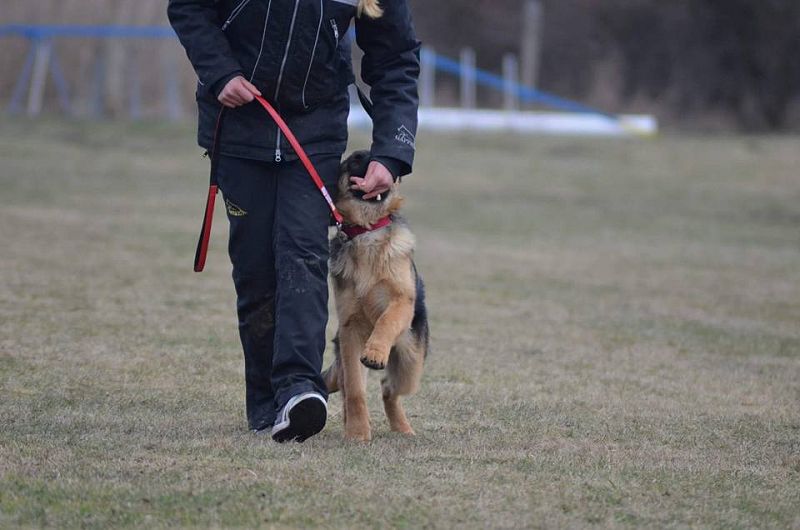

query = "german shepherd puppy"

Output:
[[323, 151, 429, 442]]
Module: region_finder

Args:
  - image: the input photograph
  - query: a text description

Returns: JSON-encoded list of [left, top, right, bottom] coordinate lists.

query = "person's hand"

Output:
[[349, 161, 394, 200], [218, 76, 261, 108]]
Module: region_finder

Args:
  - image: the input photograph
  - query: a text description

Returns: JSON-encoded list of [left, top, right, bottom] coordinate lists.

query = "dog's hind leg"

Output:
[[340, 321, 372, 441], [381, 338, 424, 435], [381, 386, 413, 435]]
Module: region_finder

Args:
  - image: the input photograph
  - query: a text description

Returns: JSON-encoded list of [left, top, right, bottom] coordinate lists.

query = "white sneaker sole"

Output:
[[271, 392, 327, 443]]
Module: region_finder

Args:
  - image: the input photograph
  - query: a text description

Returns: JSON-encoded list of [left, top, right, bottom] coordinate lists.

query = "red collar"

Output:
[[341, 216, 393, 239]]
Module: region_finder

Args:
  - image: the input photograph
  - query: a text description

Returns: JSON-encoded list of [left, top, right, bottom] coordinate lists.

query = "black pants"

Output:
[[216, 153, 340, 430]]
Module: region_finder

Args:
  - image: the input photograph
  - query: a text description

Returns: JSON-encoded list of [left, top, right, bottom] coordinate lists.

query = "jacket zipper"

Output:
[[301, 0, 325, 110], [272, 0, 301, 162], [331, 19, 339, 41], [331, 18, 339, 44], [221, 0, 253, 31]]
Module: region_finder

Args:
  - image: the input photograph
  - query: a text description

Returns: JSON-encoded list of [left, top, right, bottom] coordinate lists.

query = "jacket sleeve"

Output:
[[167, 0, 243, 95], [355, 0, 421, 178]]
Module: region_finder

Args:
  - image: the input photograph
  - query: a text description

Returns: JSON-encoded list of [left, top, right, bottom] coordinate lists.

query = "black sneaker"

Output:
[[271, 392, 327, 443]]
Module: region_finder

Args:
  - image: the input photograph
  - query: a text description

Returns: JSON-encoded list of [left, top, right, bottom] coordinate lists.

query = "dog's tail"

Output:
[[411, 263, 430, 359], [358, 0, 383, 18], [322, 334, 342, 393]]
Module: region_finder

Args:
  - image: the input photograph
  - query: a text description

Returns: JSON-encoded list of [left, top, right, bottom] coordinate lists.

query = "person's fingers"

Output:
[[349, 176, 367, 190], [225, 84, 248, 103], [217, 77, 262, 108], [365, 163, 388, 183], [241, 78, 262, 97], [363, 171, 381, 190], [362, 184, 390, 200], [350, 163, 394, 195], [219, 87, 243, 106], [362, 164, 393, 194], [233, 84, 255, 103], [358, 179, 376, 193], [219, 83, 235, 103]]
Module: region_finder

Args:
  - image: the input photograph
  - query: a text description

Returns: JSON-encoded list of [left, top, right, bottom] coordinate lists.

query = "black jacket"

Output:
[[167, 0, 420, 176]]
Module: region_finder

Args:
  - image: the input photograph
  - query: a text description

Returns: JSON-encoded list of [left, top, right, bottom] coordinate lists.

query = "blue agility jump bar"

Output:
[[0, 24, 177, 40], [0, 24, 615, 119]]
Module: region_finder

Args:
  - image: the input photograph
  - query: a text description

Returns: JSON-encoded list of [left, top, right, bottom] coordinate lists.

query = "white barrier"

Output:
[[348, 106, 658, 137]]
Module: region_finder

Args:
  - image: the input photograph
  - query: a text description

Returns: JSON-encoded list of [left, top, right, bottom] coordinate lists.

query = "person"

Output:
[[167, 0, 420, 442]]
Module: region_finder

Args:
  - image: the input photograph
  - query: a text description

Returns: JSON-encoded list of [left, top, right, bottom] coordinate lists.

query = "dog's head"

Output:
[[336, 150, 403, 227]]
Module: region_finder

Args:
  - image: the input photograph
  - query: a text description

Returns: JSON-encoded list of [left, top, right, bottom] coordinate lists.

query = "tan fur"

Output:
[[358, 0, 383, 19], [324, 160, 426, 442]]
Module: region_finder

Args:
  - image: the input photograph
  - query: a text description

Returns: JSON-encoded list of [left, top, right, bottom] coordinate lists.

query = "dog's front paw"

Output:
[[360, 357, 386, 370], [360, 344, 389, 370]]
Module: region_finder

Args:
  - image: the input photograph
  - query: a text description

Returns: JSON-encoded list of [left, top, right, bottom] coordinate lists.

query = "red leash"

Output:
[[194, 96, 343, 272], [253, 95, 343, 226]]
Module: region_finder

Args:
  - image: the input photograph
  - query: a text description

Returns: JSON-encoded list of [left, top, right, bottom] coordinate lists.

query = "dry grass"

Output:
[[1, 120, 799, 528]]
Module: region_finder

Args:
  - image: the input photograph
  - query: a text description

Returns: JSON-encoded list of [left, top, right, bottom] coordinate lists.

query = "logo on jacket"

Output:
[[395, 125, 416, 149], [225, 198, 248, 217]]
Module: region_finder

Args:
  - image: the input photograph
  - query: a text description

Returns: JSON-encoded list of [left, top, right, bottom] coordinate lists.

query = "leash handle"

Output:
[[253, 95, 344, 226], [193, 109, 225, 272], [193, 184, 218, 272]]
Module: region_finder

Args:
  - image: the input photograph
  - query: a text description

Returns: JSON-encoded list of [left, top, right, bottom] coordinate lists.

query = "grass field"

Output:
[[1, 120, 799, 528]]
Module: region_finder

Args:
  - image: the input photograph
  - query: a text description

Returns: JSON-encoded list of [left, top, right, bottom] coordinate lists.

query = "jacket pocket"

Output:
[[291, 1, 353, 111], [300, 4, 326, 109]]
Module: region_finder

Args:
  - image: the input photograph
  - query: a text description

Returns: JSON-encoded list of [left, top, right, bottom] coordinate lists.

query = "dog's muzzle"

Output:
[[351, 188, 388, 202], [343, 150, 389, 203]]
